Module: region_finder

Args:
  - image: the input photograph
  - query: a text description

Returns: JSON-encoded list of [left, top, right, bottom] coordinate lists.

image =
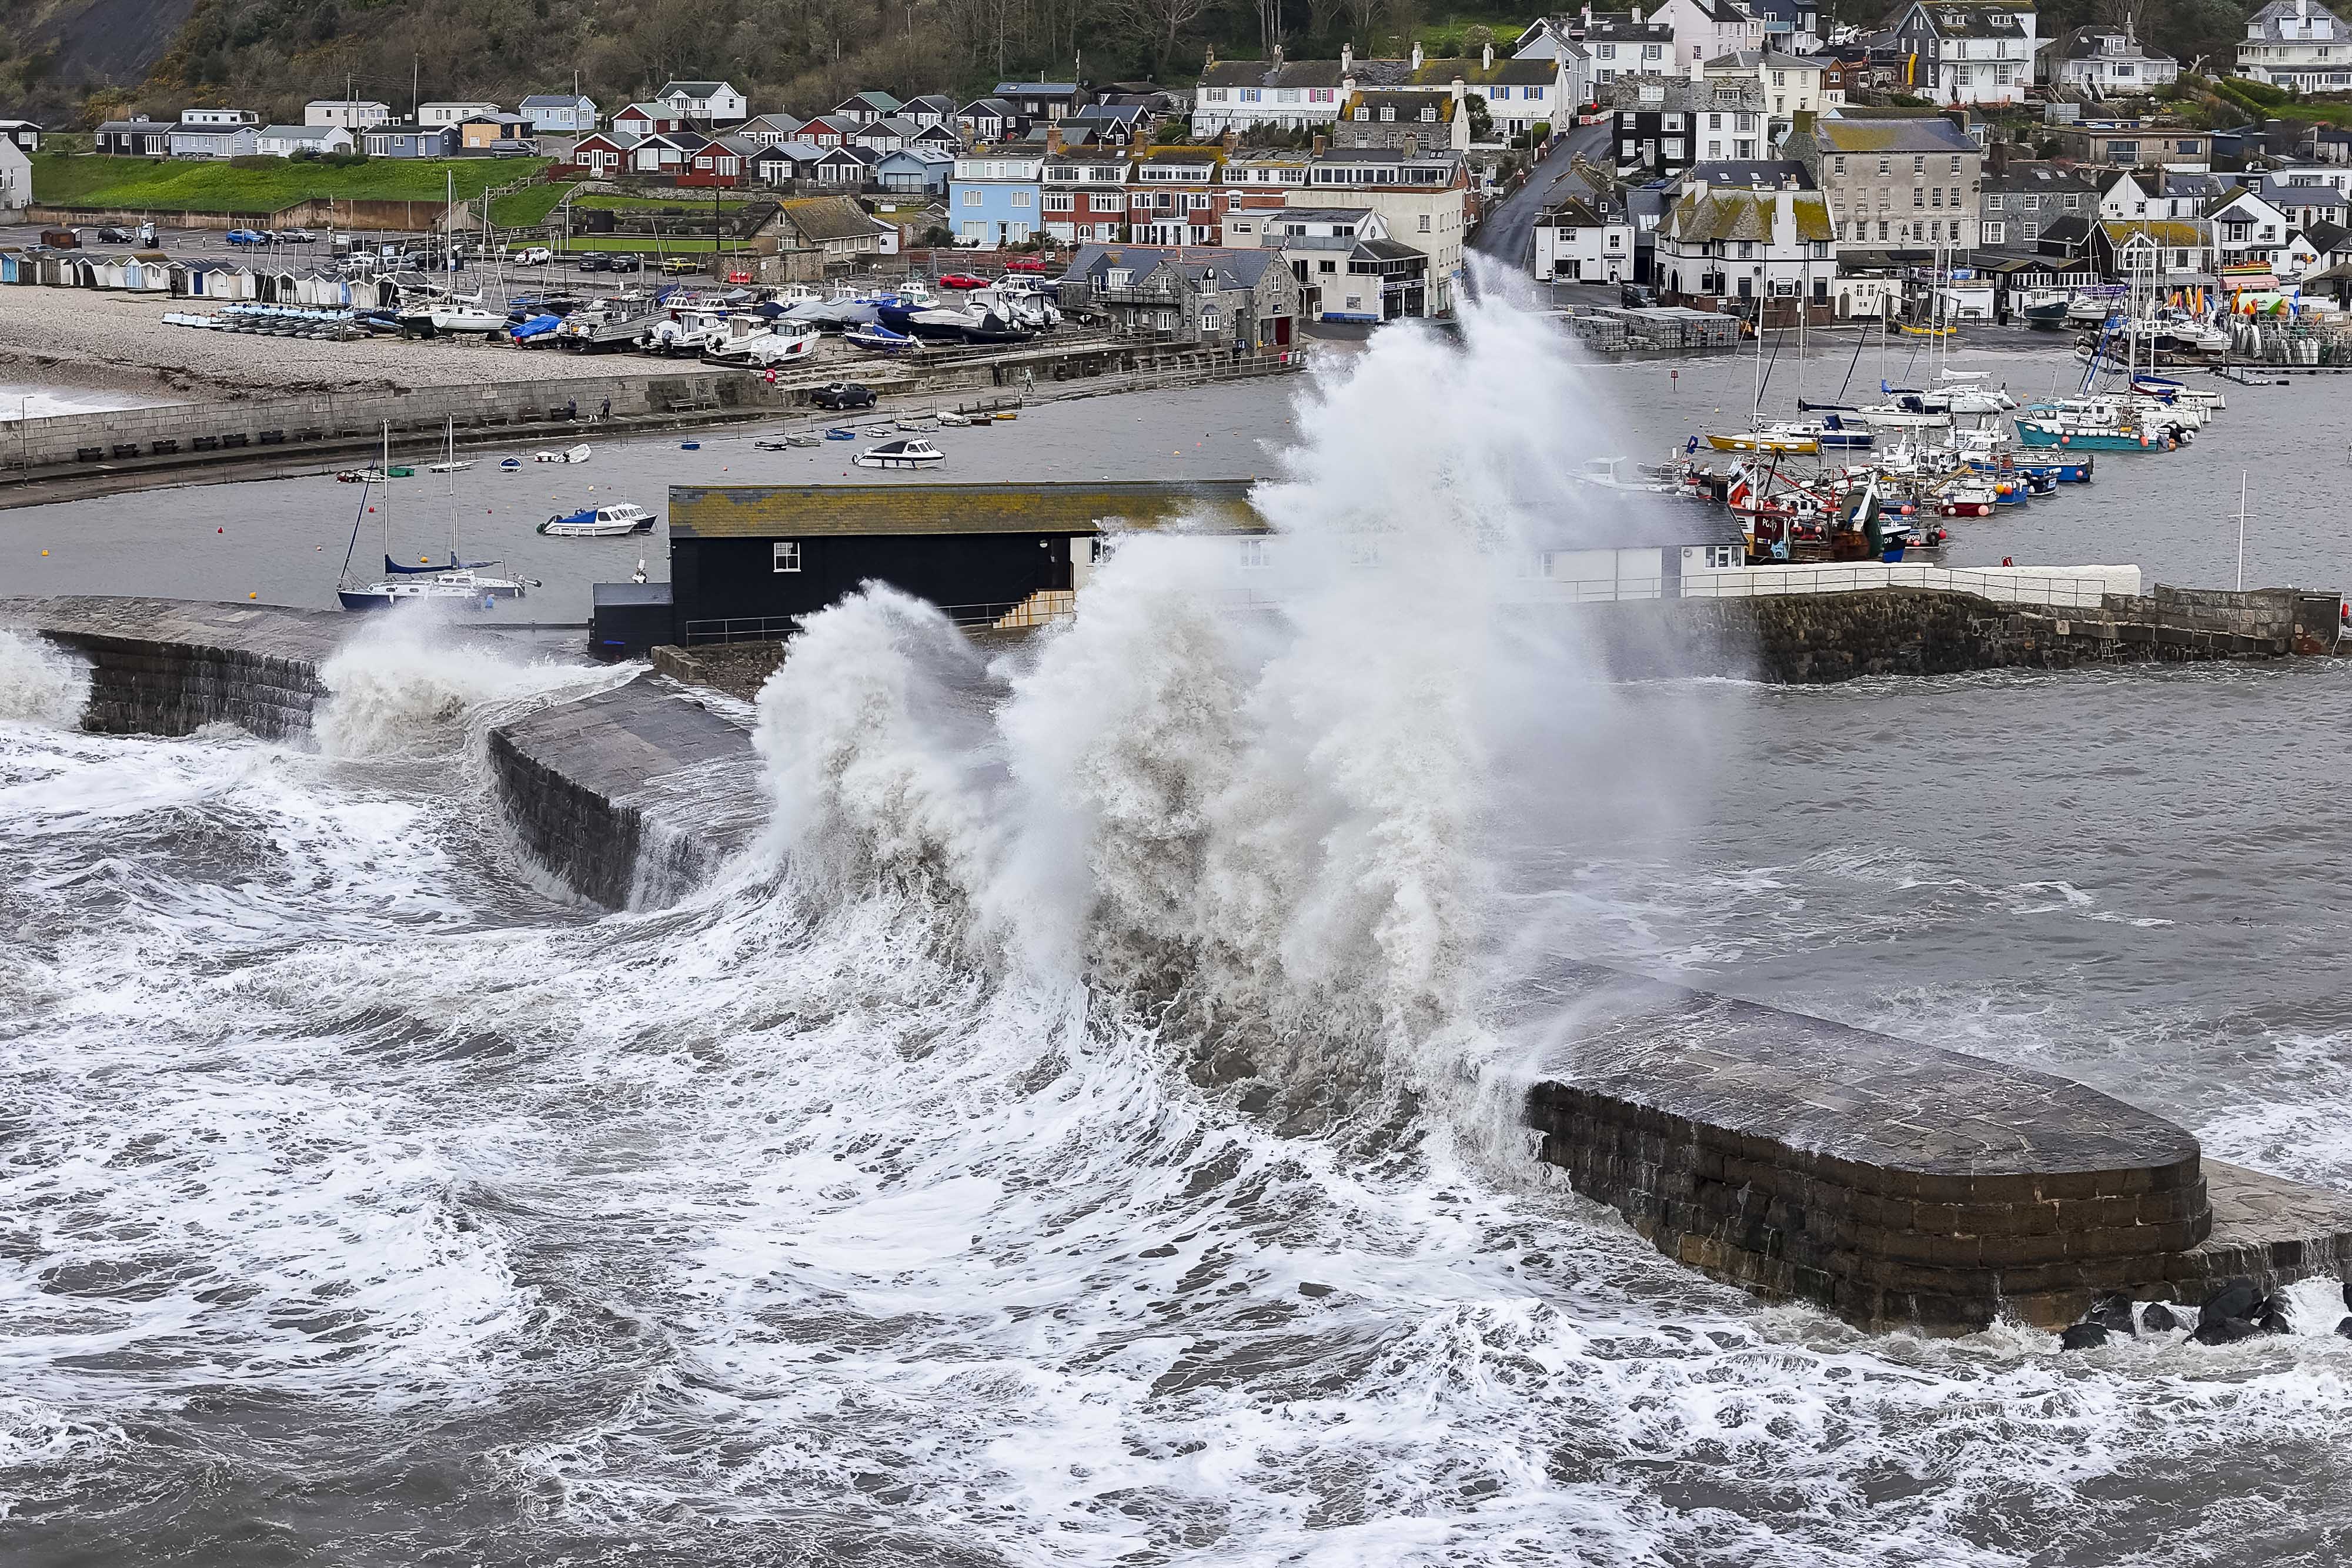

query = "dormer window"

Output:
[[1421, 106, 1436, 122], [1355, 107, 1370, 120]]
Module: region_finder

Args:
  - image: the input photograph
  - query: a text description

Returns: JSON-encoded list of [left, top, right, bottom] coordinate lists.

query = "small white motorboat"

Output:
[[425, 459, 475, 473], [539, 502, 656, 537], [937, 410, 972, 426], [853, 437, 945, 470], [533, 444, 593, 464]]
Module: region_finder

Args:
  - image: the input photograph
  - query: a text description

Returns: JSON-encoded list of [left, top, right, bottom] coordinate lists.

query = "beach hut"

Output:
[[291, 271, 349, 307], [0, 249, 22, 284]]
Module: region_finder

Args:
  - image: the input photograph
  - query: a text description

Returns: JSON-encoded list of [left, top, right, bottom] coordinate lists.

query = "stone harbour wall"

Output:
[[1585, 587, 2344, 684]]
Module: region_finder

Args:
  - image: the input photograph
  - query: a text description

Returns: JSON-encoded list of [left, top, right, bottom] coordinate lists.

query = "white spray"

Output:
[[0, 630, 91, 730], [315, 610, 635, 759], [754, 292, 1667, 1121]]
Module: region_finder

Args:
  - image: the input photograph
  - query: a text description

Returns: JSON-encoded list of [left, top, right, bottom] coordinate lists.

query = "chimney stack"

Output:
[[1047, 124, 1064, 154], [1482, 41, 1494, 69], [1412, 40, 1425, 69], [1312, 132, 1328, 155], [1342, 42, 1354, 75], [1274, 43, 1284, 69]]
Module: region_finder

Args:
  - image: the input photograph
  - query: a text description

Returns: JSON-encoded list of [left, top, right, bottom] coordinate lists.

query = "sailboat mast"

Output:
[[445, 415, 457, 563], [380, 421, 391, 564]]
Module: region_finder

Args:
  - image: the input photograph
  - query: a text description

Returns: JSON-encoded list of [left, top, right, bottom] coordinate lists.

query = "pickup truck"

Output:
[[810, 382, 877, 411]]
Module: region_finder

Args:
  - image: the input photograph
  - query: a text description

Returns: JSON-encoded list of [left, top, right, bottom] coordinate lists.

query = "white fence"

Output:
[[1676, 563, 2143, 609]]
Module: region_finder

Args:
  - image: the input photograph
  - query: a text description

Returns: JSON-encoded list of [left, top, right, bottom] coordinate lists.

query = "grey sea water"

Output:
[[4, 309, 2352, 1565]]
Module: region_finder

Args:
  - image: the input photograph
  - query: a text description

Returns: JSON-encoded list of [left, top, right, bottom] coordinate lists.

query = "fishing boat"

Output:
[[533, 444, 593, 463], [540, 501, 657, 537], [853, 437, 946, 470], [1573, 456, 1682, 493], [2014, 415, 2165, 451], [336, 420, 526, 610], [2021, 296, 2072, 330], [1935, 480, 1999, 517]]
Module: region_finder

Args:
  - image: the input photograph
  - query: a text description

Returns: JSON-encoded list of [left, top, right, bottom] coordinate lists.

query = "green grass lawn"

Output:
[[571, 192, 758, 212], [28, 155, 553, 215], [489, 179, 580, 228]]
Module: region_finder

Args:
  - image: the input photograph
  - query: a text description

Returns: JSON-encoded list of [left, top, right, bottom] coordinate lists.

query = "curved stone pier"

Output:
[[1, 595, 341, 740]]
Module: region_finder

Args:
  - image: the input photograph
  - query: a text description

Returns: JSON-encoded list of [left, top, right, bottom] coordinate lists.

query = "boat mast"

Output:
[[380, 421, 391, 566], [445, 414, 457, 564]]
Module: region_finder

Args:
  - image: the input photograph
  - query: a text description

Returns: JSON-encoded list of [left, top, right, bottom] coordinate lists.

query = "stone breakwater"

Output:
[[1515, 973, 2352, 1332], [4, 593, 2347, 1336], [1588, 585, 2346, 682]]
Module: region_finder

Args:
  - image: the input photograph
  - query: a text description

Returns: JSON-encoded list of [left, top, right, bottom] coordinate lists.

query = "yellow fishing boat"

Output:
[[1705, 430, 1822, 455]]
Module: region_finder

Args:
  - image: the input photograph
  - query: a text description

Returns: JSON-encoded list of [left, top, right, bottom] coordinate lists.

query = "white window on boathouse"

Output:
[[774, 541, 801, 572]]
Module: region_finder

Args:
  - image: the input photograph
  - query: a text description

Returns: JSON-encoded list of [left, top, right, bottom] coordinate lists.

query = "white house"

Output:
[[520, 93, 599, 133], [2239, 0, 2352, 89], [2046, 26, 2179, 94], [0, 138, 30, 215], [1886, 0, 2037, 106], [1655, 182, 1835, 309], [1194, 48, 1357, 137], [1704, 49, 1833, 119], [1584, 16, 1678, 88], [304, 99, 391, 128], [1652, 0, 1763, 70], [1533, 194, 1633, 282], [2206, 186, 2293, 272], [656, 80, 749, 125], [182, 107, 258, 126], [256, 123, 355, 157], [419, 101, 500, 128], [2096, 168, 2213, 220]]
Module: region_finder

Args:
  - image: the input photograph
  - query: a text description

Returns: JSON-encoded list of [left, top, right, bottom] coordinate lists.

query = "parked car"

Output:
[[92, 226, 134, 244], [660, 256, 700, 275], [225, 228, 269, 247], [277, 228, 316, 243], [810, 382, 877, 411], [575, 252, 610, 272], [606, 253, 643, 273], [1003, 256, 1048, 273], [514, 245, 553, 266], [937, 272, 990, 289], [1619, 283, 1656, 309]]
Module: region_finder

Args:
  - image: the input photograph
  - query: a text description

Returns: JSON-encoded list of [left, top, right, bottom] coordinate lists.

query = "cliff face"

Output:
[[20, 0, 196, 89]]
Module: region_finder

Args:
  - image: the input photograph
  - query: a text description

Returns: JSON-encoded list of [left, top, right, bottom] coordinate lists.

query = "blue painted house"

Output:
[[362, 123, 459, 158], [876, 146, 952, 195], [948, 147, 1044, 245]]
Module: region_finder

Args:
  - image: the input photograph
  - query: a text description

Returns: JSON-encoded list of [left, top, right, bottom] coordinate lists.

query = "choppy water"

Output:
[[8, 304, 2352, 1566]]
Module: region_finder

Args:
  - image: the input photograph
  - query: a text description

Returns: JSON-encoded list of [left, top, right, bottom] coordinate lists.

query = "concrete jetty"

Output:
[[6, 592, 2348, 1335]]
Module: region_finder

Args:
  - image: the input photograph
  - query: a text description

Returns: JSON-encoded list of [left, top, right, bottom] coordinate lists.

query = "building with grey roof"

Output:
[[1785, 110, 1982, 251]]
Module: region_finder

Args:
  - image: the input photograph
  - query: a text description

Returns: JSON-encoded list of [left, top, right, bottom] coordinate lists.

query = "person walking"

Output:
[[599, 396, 611, 421]]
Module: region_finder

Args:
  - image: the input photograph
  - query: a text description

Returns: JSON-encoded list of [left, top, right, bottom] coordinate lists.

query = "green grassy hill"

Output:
[[28, 153, 550, 214]]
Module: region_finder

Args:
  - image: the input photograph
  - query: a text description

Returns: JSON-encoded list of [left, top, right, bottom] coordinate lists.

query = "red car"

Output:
[[1003, 256, 1048, 273], [936, 273, 991, 289]]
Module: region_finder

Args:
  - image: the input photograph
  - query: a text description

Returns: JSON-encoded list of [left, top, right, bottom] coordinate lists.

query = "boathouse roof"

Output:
[[669, 481, 1266, 539]]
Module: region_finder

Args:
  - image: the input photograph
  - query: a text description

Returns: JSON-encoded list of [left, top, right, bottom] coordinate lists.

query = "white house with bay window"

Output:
[[2239, 0, 2352, 88]]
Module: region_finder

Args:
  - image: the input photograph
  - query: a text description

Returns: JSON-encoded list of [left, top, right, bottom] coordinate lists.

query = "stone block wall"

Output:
[[66, 635, 323, 739], [1582, 587, 2340, 684], [1528, 1078, 2213, 1331]]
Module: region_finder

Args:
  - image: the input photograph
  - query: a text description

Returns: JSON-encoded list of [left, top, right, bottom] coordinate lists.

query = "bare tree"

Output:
[[1118, 0, 1211, 77]]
